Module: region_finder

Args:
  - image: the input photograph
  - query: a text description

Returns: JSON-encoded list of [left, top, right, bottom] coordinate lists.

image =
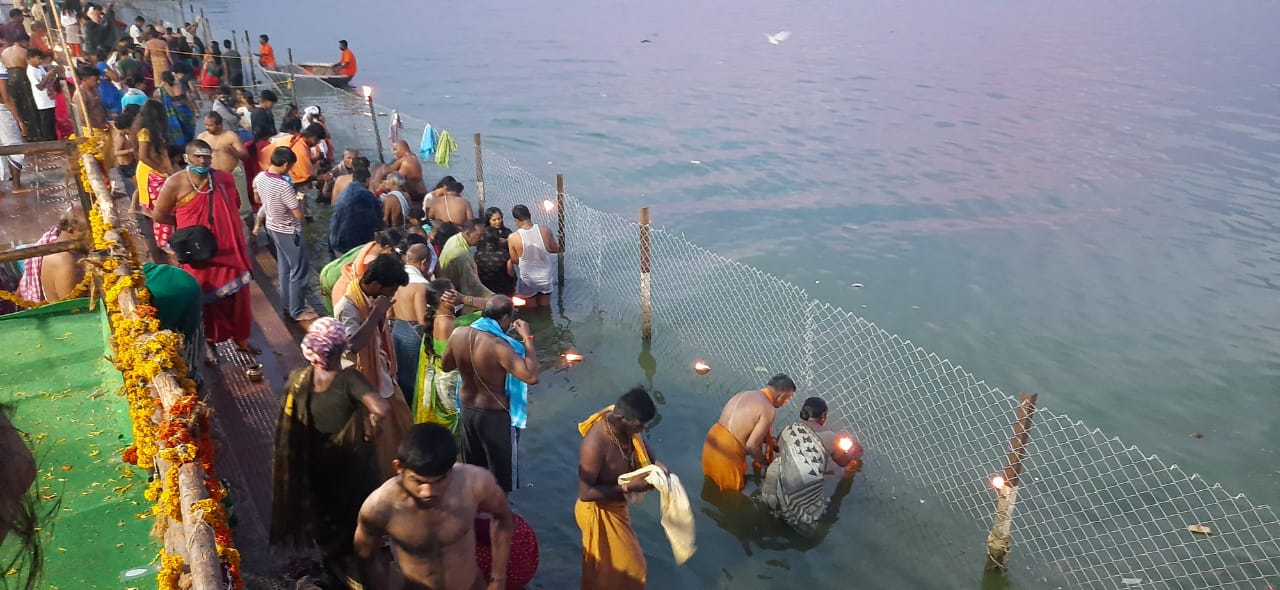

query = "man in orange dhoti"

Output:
[[576, 389, 658, 590], [335, 253, 413, 479], [702, 374, 796, 492]]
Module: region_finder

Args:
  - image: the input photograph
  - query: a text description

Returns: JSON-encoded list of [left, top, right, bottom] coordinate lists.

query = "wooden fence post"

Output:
[[556, 173, 565, 288], [985, 392, 1038, 571], [474, 133, 485, 212], [244, 31, 258, 89], [639, 207, 652, 341], [286, 48, 297, 104]]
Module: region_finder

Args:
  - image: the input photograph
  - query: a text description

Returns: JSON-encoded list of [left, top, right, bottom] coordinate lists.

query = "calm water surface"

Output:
[[195, 0, 1279, 586]]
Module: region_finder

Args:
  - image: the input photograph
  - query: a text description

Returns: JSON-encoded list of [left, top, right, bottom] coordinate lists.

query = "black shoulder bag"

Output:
[[169, 179, 223, 265]]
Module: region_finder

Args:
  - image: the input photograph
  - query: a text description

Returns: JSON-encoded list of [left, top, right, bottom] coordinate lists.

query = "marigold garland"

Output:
[[77, 141, 242, 590]]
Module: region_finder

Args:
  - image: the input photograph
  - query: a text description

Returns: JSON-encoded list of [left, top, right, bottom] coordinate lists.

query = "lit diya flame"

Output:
[[563, 351, 584, 363], [693, 360, 711, 375], [512, 296, 527, 307], [837, 436, 854, 452], [542, 199, 556, 212], [991, 475, 1006, 490]]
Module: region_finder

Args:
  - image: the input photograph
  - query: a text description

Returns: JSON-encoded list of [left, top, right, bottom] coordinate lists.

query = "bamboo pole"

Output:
[[286, 48, 297, 104], [84, 153, 225, 590], [366, 90, 385, 164], [556, 173, 565, 288], [199, 8, 212, 49], [244, 31, 258, 89], [985, 392, 1038, 571], [639, 207, 652, 341], [473, 133, 485, 211], [0, 239, 85, 264]]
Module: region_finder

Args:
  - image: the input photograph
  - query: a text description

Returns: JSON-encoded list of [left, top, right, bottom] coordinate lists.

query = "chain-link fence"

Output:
[[261, 70, 1280, 589]]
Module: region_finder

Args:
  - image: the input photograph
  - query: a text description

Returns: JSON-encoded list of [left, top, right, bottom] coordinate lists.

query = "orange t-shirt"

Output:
[[338, 48, 357, 77], [259, 135, 314, 184], [259, 43, 276, 69]]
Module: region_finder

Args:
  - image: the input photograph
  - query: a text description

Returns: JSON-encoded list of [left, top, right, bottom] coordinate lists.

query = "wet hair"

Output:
[[768, 373, 797, 393], [114, 103, 140, 130], [259, 89, 277, 104], [424, 278, 455, 324], [269, 145, 296, 167], [445, 180, 465, 194], [352, 167, 371, 184], [615, 387, 657, 423], [431, 222, 459, 250], [301, 124, 326, 140], [375, 227, 407, 249], [204, 111, 223, 125], [134, 100, 170, 153], [482, 296, 512, 321], [481, 226, 504, 251], [362, 253, 409, 288], [397, 423, 456, 477], [407, 207, 425, 221], [799, 397, 828, 421], [432, 175, 457, 190], [511, 204, 531, 222], [484, 206, 503, 222], [280, 117, 302, 134]]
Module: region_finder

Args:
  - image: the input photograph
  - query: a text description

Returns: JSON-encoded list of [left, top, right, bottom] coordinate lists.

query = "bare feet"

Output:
[[235, 341, 262, 355]]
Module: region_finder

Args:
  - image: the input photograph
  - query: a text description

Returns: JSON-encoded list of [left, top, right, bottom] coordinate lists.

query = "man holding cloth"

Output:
[[439, 218, 493, 310], [441, 295, 539, 493], [335, 253, 413, 479]]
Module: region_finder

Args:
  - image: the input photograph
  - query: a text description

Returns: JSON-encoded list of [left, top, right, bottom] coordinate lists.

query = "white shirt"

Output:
[[27, 65, 55, 110], [128, 24, 144, 45]]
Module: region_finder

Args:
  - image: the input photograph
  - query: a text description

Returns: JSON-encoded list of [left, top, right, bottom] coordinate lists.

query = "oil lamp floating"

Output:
[[512, 295, 528, 307], [542, 199, 556, 212], [562, 351, 584, 364], [693, 360, 711, 375]]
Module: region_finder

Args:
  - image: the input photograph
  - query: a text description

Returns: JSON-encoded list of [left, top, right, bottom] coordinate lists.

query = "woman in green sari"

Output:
[[413, 278, 481, 433], [271, 317, 389, 587]]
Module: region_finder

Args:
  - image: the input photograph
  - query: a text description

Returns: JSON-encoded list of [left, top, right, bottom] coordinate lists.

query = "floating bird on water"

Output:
[[766, 31, 792, 45]]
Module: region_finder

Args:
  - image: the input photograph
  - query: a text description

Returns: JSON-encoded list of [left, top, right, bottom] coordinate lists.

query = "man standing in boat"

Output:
[[334, 39, 357, 82], [255, 34, 276, 70]]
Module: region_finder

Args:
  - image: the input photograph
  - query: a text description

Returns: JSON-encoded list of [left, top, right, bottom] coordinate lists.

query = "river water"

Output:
[[190, 0, 1279, 586]]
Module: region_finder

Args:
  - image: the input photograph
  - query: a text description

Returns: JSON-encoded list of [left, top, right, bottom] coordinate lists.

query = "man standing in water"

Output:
[[355, 423, 514, 590], [441, 295, 539, 493], [701, 373, 796, 493], [576, 387, 659, 590], [507, 204, 561, 309]]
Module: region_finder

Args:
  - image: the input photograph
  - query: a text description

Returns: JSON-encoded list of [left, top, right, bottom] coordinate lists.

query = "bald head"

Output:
[[405, 243, 431, 265], [483, 295, 513, 321], [393, 139, 413, 157]]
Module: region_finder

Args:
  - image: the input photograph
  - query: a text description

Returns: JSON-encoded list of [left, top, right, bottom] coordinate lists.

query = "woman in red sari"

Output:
[[152, 139, 257, 355]]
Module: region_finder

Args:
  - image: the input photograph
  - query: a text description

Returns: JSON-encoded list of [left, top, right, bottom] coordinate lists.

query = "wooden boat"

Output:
[[261, 62, 353, 89]]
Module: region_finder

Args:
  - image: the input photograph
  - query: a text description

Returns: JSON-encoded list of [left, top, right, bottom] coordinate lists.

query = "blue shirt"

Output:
[[96, 61, 122, 115], [328, 182, 384, 254]]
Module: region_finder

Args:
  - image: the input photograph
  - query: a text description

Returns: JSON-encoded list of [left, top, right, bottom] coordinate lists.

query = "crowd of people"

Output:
[[0, 5, 870, 590]]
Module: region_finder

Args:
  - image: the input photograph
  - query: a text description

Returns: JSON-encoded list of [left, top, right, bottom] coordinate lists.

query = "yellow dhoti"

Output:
[[702, 423, 746, 492], [575, 499, 646, 590]]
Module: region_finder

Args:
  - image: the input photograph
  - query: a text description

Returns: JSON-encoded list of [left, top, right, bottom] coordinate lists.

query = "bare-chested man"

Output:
[[373, 140, 427, 201], [143, 30, 170, 83], [427, 177, 473, 226], [389, 242, 433, 396], [1, 34, 36, 142], [16, 210, 88, 303], [701, 373, 796, 493], [332, 155, 368, 205], [576, 387, 659, 590], [196, 112, 250, 235], [355, 423, 513, 590], [441, 295, 539, 493], [320, 147, 357, 204]]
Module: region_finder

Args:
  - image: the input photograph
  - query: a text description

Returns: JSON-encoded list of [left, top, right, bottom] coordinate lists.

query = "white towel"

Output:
[[618, 464, 697, 564]]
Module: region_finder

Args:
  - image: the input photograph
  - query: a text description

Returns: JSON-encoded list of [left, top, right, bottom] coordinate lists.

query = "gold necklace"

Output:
[[604, 417, 635, 469]]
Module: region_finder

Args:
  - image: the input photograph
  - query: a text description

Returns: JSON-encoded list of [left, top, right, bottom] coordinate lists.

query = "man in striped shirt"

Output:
[[253, 146, 319, 322]]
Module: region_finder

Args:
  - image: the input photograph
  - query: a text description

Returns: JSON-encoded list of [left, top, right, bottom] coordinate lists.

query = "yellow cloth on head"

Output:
[[578, 405, 650, 467], [575, 499, 646, 590]]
